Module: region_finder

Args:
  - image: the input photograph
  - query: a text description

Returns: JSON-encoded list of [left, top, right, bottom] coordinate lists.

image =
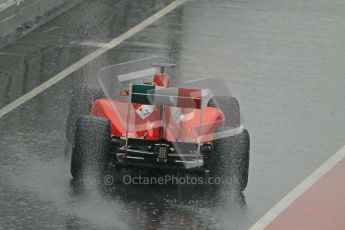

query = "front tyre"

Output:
[[71, 115, 111, 180]]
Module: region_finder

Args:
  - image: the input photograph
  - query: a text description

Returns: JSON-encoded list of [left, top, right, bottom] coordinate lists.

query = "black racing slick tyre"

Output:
[[207, 96, 250, 191], [66, 84, 105, 144], [207, 96, 240, 128], [70, 115, 111, 180], [209, 130, 250, 191]]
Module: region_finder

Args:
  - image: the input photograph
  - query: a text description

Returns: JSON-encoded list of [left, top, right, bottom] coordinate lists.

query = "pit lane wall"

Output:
[[0, 0, 79, 47]]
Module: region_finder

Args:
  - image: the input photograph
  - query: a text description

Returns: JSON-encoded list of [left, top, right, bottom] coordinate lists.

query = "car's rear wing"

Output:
[[130, 84, 209, 109]]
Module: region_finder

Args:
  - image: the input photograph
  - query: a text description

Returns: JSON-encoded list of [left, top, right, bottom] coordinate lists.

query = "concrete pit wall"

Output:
[[0, 0, 80, 48]]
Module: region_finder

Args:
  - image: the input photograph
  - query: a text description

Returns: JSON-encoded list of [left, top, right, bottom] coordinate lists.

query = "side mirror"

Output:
[[119, 89, 129, 96], [143, 79, 153, 85]]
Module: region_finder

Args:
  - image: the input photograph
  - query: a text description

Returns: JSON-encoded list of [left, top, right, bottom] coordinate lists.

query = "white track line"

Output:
[[0, 0, 187, 118], [249, 144, 345, 230], [69, 41, 109, 48]]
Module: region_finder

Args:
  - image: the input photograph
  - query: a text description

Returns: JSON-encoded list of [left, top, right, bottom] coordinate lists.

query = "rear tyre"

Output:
[[209, 130, 250, 191], [207, 96, 250, 191], [207, 96, 240, 128], [66, 84, 105, 144], [71, 115, 111, 180]]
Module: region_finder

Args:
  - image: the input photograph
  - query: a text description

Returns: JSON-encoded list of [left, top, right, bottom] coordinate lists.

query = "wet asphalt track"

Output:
[[1, 0, 345, 229]]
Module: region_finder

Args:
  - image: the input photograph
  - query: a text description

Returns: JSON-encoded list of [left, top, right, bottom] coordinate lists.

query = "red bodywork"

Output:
[[91, 72, 224, 143]]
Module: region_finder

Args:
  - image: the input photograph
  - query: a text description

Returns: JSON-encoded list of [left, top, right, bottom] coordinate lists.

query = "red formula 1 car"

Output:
[[66, 57, 250, 191]]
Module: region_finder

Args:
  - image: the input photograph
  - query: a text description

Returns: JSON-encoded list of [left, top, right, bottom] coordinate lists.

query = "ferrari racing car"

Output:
[[66, 57, 250, 191]]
